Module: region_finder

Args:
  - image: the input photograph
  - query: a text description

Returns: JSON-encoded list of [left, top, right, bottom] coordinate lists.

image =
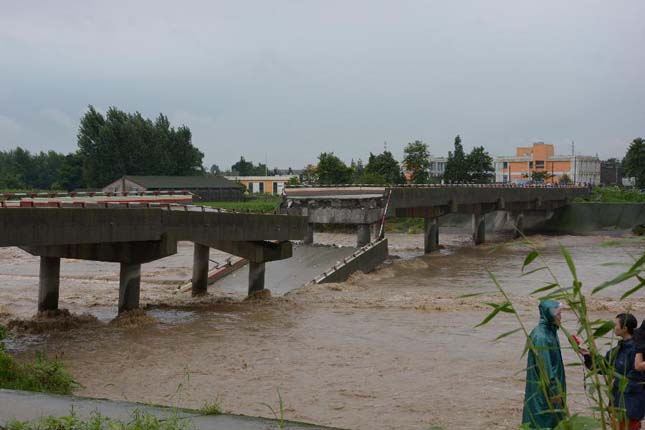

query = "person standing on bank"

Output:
[[579, 313, 645, 430], [522, 300, 567, 429]]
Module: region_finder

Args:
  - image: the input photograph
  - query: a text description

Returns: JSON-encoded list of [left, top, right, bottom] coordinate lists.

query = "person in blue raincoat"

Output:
[[580, 313, 645, 430], [522, 300, 566, 429]]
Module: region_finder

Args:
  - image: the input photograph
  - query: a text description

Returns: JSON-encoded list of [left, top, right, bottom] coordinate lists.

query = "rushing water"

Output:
[[1, 231, 644, 430]]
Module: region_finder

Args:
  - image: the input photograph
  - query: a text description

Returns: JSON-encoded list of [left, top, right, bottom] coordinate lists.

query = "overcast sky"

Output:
[[1, 0, 643, 170]]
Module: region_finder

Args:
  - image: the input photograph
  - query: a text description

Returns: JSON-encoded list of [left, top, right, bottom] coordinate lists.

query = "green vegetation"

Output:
[[6, 410, 188, 430], [633, 224, 645, 236], [200, 196, 282, 213], [623, 137, 645, 188], [575, 186, 645, 203], [403, 140, 431, 184], [443, 135, 494, 184], [477, 241, 645, 429], [384, 217, 424, 234], [199, 398, 223, 415], [0, 325, 78, 395]]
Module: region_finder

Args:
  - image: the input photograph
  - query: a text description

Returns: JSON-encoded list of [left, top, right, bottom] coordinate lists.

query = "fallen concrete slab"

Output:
[[313, 238, 388, 284], [0, 389, 343, 430]]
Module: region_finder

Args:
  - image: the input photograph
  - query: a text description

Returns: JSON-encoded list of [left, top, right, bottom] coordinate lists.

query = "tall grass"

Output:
[[477, 239, 645, 429], [575, 186, 645, 203], [6, 409, 189, 430], [0, 325, 78, 395]]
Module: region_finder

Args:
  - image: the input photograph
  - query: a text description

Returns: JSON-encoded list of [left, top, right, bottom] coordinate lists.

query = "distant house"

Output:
[[102, 175, 244, 201], [224, 175, 297, 195]]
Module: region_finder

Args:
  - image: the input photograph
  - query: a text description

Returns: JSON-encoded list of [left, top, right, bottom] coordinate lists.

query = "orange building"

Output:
[[494, 142, 600, 184]]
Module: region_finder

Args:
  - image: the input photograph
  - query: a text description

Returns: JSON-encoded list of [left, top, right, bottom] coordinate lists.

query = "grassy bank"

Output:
[[5, 410, 188, 430], [575, 186, 645, 203], [0, 326, 77, 395], [200, 196, 282, 213]]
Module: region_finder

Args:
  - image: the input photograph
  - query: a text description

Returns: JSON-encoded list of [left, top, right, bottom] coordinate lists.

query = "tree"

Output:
[[467, 146, 494, 184], [623, 137, 645, 188], [443, 135, 469, 183], [210, 164, 221, 175], [52, 152, 84, 190], [77, 106, 204, 187], [316, 152, 353, 185], [531, 170, 551, 183], [559, 174, 572, 185], [403, 140, 430, 184], [364, 151, 405, 184]]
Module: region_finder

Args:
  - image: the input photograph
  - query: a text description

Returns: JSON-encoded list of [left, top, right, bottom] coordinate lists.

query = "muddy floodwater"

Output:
[[1, 230, 645, 429]]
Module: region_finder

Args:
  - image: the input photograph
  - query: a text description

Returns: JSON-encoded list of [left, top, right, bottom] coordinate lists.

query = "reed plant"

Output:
[[476, 239, 645, 429]]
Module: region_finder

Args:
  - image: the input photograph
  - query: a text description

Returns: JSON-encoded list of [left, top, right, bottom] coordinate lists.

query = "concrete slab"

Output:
[[212, 244, 357, 295], [0, 389, 343, 430]]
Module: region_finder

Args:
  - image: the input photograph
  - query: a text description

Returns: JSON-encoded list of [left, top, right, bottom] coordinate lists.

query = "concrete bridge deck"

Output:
[[283, 184, 590, 250], [0, 204, 307, 314]]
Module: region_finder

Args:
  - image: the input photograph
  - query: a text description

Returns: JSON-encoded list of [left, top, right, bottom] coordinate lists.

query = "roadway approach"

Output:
[[0, 184, 589, 316]]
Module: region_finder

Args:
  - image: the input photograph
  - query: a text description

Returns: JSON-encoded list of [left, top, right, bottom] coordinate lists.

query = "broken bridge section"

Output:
[[0, 205, 307, 314]]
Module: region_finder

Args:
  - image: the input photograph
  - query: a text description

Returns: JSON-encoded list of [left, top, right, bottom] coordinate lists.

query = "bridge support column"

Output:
[[357, 224, 371, 247], [248, 261, 266, 295], [472, 213, 485, 245], [38, 257, 60, 312], [424, 218, 440, 253], [192, 243, 210, 296], [119, 263, 141, 314], [513, 213, 525, 239], [304, 223, 315, 245]]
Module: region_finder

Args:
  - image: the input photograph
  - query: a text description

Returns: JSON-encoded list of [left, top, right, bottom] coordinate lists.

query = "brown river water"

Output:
[[1, 230, 644, 429]]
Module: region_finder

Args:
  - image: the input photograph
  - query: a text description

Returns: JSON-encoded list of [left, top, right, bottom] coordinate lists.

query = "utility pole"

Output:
[[571, 141, 576, 184]]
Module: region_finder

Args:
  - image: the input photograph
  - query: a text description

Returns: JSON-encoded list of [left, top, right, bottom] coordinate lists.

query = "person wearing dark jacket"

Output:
[[580, 313, 645, 430], [522, 300, 566, 429]]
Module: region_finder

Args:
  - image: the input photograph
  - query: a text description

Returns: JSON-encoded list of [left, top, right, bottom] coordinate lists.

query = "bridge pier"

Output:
[[304, 223, 315, 245], [38, 257, 60, 312], [357, 224, 371, 247], [118, 263, 141, 314], [472, 213, 486, 245], [513, 213, 525, 239], [192, 243, 210, 296], [424, 218, 440, 253], [248, 261, 266, 294]]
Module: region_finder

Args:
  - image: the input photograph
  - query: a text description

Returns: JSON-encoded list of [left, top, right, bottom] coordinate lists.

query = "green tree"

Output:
[[623, 137, 645, 188], [531, 170, 552, 183], [467, 146, 494, 183], [403, 140, 430, 184], [316, 152, 353, 185], [443, 135, 469, 183], [77, 106, 204, 188], [364, 151, 405, 184], [560, 174, 572, 185], [52, 153, 85, 191]]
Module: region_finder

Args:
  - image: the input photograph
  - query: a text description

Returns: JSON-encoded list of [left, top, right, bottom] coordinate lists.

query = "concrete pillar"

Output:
[[192, 243, 210, 296], [38, 256, 60, 312], [424, 218, 440, 253], [472, 213, 486, 245], [248, 261, 266, 295], [304, 223, 315, 245], [119, 263, 141, 314], [513, 213, 525, 239], [357, 224, 371, 247]]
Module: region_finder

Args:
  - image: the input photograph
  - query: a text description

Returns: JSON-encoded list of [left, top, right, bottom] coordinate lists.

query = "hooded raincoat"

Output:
[[522, 300, 566, 430]]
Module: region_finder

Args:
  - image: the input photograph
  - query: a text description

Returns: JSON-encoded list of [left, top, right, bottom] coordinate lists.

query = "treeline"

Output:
[[300, 136, 495, 185], [0, 106, 205, 191]]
